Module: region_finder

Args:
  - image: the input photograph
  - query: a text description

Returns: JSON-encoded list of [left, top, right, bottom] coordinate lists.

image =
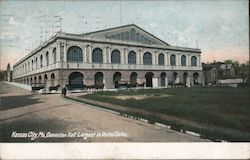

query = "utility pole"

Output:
[[95, 16, 101, 30], [53, 16, 62, 34]]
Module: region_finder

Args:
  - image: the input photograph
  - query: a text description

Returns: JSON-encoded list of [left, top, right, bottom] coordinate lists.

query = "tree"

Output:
[[224, 60, 233, 64], [239, 62, 249, 82]]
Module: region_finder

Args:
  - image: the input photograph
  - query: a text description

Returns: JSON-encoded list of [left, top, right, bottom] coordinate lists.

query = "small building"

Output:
[[202, 63, 217, 85], [203, 61, 236, 85]]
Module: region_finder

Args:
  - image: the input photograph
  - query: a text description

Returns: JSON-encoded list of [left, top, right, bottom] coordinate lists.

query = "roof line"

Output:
[[81, 23, 170, 46]]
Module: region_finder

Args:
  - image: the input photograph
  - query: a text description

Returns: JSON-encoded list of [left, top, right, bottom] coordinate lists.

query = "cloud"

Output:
[[0, 0, 248, 70]]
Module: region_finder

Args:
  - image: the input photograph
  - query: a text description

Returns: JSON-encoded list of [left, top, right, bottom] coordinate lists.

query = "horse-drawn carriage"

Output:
[[31, 83, 45, 93], [114, 81, 144, 89]]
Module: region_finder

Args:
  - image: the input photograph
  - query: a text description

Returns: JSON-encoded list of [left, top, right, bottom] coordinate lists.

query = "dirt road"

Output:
[[0, 82, 209, 142]]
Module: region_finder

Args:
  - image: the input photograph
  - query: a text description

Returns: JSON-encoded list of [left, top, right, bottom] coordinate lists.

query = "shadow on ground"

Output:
[[0, 95, 42, 111], [0, 117, 73, 142]]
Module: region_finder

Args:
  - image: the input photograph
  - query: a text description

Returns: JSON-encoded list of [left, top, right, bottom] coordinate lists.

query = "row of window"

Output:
[[67, 46, 198, 66], [15, 48, 57, 75], [15, 45, 198, 75], [109, 28, 157, 45]]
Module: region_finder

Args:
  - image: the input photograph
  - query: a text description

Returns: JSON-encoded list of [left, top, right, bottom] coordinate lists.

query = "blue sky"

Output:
[[0, 0, 249, 70]]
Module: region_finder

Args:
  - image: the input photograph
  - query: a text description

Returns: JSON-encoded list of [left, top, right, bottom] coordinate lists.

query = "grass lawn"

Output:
[[80, 86, 250, 141]]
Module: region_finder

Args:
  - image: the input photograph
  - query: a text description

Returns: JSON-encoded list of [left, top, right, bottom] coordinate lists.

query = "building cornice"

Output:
[[13, 32, 201, 68]]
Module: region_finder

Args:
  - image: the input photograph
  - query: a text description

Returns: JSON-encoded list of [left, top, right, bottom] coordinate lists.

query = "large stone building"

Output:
[[12, 24, 203, 89]]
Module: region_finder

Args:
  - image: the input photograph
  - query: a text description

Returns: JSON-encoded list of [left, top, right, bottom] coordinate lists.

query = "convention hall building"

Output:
[[12, 24, 203, 89]]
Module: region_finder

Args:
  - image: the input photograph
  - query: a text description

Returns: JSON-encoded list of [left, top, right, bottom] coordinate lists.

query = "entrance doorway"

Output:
[[145, 72, 154, 87], [113, 72, 122, 88]]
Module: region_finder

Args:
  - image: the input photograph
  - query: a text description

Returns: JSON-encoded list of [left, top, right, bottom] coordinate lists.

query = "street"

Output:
[[0, 82, 208, 142]]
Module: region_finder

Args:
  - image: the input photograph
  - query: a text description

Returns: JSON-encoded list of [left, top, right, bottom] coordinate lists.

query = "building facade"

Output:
[[13, 24, 203, 89], [202, 62, 236, 85]]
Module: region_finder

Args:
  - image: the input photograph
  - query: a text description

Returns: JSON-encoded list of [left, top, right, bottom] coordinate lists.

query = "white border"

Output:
[[1, 143, 250, 159]]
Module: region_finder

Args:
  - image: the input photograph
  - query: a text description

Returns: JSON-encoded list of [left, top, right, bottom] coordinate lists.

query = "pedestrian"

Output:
[[61, 86, 66, 98]]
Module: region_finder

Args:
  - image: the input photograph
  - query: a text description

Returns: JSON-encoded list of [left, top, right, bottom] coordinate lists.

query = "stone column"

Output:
[[152, 77, 159, 87], [141, 50, 144, 65], [124, 48, 128, 64], [120, 48, 124, 64], [106, 47, 110, 63], [167, 52, 171, 66], [152, 51, 156, 65], [88, 45, 92, 63], [164, 52, 167, 66], [176, 53, 180, 66], [179, 53, 181, 66], [165, 77, 168, 87], [136, 49, 140, 64], [198, 55, 201, 66], [187, 54, 190, 66], [56, 43, 61, 63], [103, 47, 107, 64], [104, 72, 114, 89], [84, 45, 87, 63], [64, 43, 67, 62], [138, 49, 142, 64], [155, 51, 158, 65]]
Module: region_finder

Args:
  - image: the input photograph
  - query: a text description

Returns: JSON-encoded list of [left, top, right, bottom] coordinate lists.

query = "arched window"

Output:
[[183, 72, 188, 84], [67, 46, 83, 62], [34, 76, 37, 84], [143, 52, 152, 65], [68, 72, 84, 86], [24, 63, 27, 73], [111, 49, 121, 64], [191, 56, 197, 66], [160, 72, 167, 86], [158, 53, 164, 65], [94, 72, 104, 86], [52, 47, 56, 64], [35, 57, 38, 69], [44, 74, 48, 87], [92, 48, 103, 63], [46, 51, 49, 66], [193, 72, 199, 85], [173, 72, 178, 83], [31, 60, 34, 70], [128, 51, 136, 64], [130, 28, 136, 41], [40, 55, 43, 68], [28, 62, 30, 72], [130, 72, 138, 86], [181, 55, 186, 66], [38, 75, 42, 83], [170, 54, 176, 66], [145, 72, 154, 87], [113, 72, 122, 88], [51, 73, 55, 87]]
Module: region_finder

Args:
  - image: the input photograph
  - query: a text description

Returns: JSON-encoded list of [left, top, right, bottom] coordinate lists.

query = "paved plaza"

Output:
[[0, 82, 208, 142]]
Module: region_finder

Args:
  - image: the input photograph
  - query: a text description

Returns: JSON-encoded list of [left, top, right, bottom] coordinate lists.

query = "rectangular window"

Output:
[[136, 33, 140, 42]]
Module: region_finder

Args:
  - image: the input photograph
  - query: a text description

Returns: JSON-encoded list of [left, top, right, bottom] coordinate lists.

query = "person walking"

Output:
[[61, 86, 67, 98]]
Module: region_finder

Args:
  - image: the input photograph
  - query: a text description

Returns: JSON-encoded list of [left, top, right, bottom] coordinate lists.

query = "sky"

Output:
[[0, 0, 249, 70]]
